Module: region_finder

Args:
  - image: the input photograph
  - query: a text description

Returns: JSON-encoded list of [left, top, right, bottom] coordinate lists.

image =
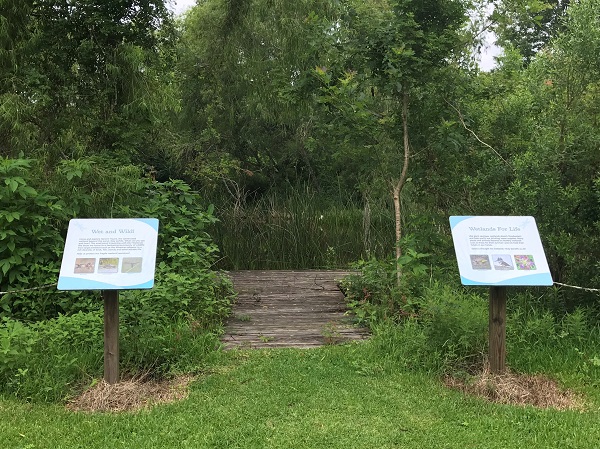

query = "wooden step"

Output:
[[222, 270, 369, 349]]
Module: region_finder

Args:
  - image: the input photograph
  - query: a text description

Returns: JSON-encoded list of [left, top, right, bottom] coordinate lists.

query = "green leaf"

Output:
[[17, 185, 37, 198]]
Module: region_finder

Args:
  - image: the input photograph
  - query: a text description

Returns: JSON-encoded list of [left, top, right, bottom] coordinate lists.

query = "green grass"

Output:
[[2, 342, 600, 449]]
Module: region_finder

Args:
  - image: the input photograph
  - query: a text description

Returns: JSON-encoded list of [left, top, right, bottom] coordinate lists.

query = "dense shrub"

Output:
[[0, 157, 146, 322], [0, 161, 233, 401], [0, 158, 70, 320], [362, 280, 600, 383], [118, 179, 233, 328], [507, 302, 600, 384], [0, 307, 226, 402]]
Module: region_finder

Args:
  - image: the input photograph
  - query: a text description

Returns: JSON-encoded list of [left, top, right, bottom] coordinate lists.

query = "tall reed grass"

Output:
[[212, 187, 396, 269]]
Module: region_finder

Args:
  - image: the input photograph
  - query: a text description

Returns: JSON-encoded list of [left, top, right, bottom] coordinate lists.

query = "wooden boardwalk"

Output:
[[222, 270, 369, 349]]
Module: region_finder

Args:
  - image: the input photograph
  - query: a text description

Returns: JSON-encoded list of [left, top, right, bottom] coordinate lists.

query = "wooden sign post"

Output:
[[103, 290, 120, 384], [58, 218, 159, 385], [449, 216, 552, 375], [488, 286, 507, 374]]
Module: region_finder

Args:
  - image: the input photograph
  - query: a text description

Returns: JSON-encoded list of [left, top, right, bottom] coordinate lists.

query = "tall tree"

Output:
[[179, 0, 468, 274], [355, 0, 467, 281], [491, 0, 571, 64], [178, 0, 342, 189], [0, 0, 177, 164], [456, 0, 600, 304]]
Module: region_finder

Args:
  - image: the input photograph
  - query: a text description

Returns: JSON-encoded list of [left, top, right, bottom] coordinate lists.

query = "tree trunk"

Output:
[[392, 91, 410, 286]]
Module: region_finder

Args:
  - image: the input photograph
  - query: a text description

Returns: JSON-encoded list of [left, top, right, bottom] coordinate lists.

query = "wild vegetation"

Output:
[[0, 0, 599, 439]]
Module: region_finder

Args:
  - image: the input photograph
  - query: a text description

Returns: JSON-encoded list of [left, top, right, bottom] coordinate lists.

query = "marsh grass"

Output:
[[213, 188, 395, 269]]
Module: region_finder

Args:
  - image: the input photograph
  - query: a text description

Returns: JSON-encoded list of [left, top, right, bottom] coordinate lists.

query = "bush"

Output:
[[0, 308, 226, 402], [507, 303, 600, 384], [0, 318, 39, 378], [370, 284, 600, 382], [0, 171, 234, 401], [368, 320, 432, 372], [119, 179, 233, 327], [0, 158, 71, 321], [341, 245, 430, 326], [113, 179, 233, 377], [0, 157, 144, 322], [354, 282, 488, 375], [119, 315, 223, 377]]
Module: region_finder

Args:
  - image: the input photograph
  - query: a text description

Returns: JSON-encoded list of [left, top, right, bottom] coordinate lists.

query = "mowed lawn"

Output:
[[2, 345, 599, 449]]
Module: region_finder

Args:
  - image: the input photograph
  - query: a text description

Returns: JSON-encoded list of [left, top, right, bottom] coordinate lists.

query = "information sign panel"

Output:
[[449, 216, 552, 286], [57, 218, 159, 290]]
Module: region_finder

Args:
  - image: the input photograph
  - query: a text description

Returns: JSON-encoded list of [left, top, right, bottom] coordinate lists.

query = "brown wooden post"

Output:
[[103, 290, 119, 384], [489, 286, 507, 374]]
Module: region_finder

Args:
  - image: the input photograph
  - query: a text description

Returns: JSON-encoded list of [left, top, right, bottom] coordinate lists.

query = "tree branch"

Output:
[[446, 100, 513, 170]]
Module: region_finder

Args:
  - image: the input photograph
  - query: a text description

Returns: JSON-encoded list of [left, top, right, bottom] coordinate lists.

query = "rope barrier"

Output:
[[554, 282, 600, 293], [0, 283, 58, 296], [1, 281, 597, 295]]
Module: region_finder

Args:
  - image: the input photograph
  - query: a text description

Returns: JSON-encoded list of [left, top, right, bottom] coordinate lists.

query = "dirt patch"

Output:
[[444, 367, 585, 411], [66, 375, 194, 413]]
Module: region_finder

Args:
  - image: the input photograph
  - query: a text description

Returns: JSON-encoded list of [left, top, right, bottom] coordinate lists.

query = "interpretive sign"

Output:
[[57, 218, 159, 384], [450, 215, 553, 374], [449, 216, 552, 286], [57, 218, 159, 290]]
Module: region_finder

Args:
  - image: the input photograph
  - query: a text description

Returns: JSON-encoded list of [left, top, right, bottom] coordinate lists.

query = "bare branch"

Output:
[[446, 100, 513, 170]]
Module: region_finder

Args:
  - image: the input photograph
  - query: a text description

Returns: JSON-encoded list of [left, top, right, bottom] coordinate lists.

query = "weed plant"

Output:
[[0, 312, 103, 401], [341, 245, 433, 326], [359, 283, 488, 375], [507, 300, 600, 393]]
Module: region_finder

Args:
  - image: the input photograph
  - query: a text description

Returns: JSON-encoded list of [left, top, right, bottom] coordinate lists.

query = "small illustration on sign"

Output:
[[98, 258, 119, 274], [470, 254, 491, 270], [492, 254, 514, 270], [514, 255, 537, 270], [74, 258, 96, 274], [122, 257, 143, 273]]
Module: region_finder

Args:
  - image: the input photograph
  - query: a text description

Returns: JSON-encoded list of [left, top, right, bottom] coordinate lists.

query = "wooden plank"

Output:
[[228, 324, 367, 331], [222, 270, 368, 349]]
